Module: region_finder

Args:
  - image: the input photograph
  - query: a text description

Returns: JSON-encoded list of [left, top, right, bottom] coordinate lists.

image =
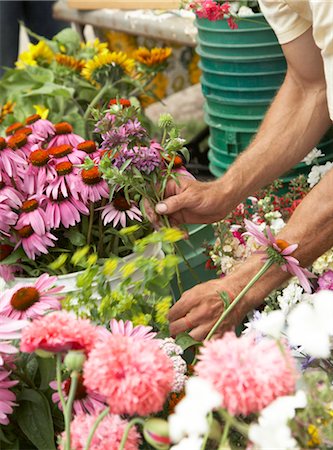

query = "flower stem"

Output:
[[56, 354, 66, 416], [84, 83, 110, 123], [205, 259, 273, 341], [63, 370, 79, 450], [87, 202, 95, 246], [200, 412, 213, 450], [118, 417, 145, 450], [83, 406, 110, 450], [218, 415, 231, 449], [218, 409, 249, 437]]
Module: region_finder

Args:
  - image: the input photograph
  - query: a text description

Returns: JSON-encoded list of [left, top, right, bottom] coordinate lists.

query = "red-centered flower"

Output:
[[20, 311, 98, 354], [13, 225, 57, 260], [47, 122, 84, 148], [101, 197, 142, 227], [0, 274, 63, 320], [76, 166, 109, 203], [45, 161, 79, 199], [5, 122, 23, 136], [0, 138, 26, 179], [243, 219, 315, 293], [48, 144, 86, 165], [26, 116, 55, 143], [0, 370, 18, 425], [16, 198, 48, 235], [109, 98, 131, 108], [44, 195, 89, 229]]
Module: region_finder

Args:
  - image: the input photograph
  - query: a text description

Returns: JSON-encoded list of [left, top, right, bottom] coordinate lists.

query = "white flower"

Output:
[[238, 5, 255, 16], [159, 338, 187, 393], [302, 147, 324, 165], [253, 310, 285, 339], [287, 290, 333, 358], [307, 161, 333, 188], [168, 377, 222, 443], [170, 436, 203, 450], [277, 282, 304, 315], [249, 391, 306, 450], [270, 217, 286, 234]]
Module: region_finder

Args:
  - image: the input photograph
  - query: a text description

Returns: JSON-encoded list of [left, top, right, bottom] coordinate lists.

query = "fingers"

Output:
[[168, 293, 193, 322], [155, 190, 192, 216]]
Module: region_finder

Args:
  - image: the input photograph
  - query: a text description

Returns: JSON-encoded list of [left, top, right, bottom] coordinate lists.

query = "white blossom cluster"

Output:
[[159, 338, 187, 393]]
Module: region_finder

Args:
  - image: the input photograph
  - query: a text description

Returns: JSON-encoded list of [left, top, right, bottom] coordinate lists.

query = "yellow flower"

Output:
[[55, 53, 85, 72], [120, 261, 137, 279], [16, 41, 54, 68], [140, 72, 169, 107], [80, 38, 109, 56], [87, 254, 98, 267], [103, 258, 119, 277], [33, 104, 49, 119], [162, 227, 185, 243], [134, 47, 172, 67], [307, 424, 321, 448], [82, 51, 135, 86], [189, 52, 202, 85], [0, 101, 15, 124], [132, 313, 151, 327], [105, 31, 137, 55], [155, 296, 172, 325]]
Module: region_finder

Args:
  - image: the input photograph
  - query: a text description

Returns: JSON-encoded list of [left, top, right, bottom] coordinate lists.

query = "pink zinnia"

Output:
[[47, 122, 84, 148], [50, 374, 106, 415], [0, 370, 18, 425], [44, 195, 89, 229], [101, 198, 142, 227], [83, 335, 174, 416], [20, 311, 98, 354], [0, 274, 63, 320], [16, 198, 48, 235], [243, 219, 314, 293], [75, 166, 109, 203], [59, 413, 140, 450], [195, 332, 297, 416], [110, 319, 157, 340], [13, 225, 57, 260], [0, 317, 28, 365]]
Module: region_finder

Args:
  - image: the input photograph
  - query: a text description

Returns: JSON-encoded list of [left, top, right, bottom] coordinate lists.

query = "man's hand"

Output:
[[168, 278, 241, 341]]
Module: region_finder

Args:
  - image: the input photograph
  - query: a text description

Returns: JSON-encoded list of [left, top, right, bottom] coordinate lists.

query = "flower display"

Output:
[[83, 335, 174, 416]]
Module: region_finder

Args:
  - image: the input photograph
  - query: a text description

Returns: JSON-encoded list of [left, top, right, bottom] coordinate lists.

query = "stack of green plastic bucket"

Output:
[[196, 15, 333, 180]]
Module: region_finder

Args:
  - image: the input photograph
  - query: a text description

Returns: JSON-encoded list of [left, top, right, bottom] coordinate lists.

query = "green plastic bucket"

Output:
[[205, 94, 270, 117]]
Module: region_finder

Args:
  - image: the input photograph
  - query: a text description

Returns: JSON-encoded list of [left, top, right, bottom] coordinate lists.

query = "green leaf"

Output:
[[25, 66, 54, 84], [23, 82, 74, 98], [220, 290, 231, 309], [16, 389, 56, 450], [53, 28, 81, 55], [63, 229, 86, 247], [175, 332, 200, 351], [38, 357, 56, 391], [0, 247, 26, 265]]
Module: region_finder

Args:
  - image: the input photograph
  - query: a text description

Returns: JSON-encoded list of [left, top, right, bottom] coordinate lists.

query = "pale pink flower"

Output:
[[75, 166, 109, 203], [0, 265, 16, 283], [20, 311, 98, 354], [243, 219, 314, 293], [13, 225, 57, 260], [195, 332, 297, 416], [16, 198, 48, 235], [59, 413, 140, 450], [44, 195, 89, 229], [0, 138, 26, 179], [101, 198, 142, 227], [110, 319, 157, 340], [47, 122, 84, 148], [159, 338, 187, 393], [50, 374, 106, 415], [0, 317, 28, 365], [83, 335, 174, 416], [0, 370, 18, 425], [0, 203, 17, 235], [0, 274, 63, 320], [0, 180, 23, 209]]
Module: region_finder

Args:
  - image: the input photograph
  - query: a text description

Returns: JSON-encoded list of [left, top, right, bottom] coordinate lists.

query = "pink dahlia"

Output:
[[0, 274, 63, 320], [16, 198, 48, 235], [75, 166, 109, 203], [243, 219, 314, 293], [110, 319, 157, 340], [44, 195, 89, 229], [195, 332, 297, 416], [83, 335, 173, 416], [0, 370, 18, 425], [50, 374, 106, 415], [13, 225, 57, 260], [101, 197, 142, 227], [47, 122, 84, 148], [0, 317, 28, 365], [20, 311, 98, 354], [59, 413, 140, 450]]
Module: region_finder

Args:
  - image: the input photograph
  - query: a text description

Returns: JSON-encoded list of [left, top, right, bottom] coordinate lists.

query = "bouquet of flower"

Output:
[[0, 28, 172, 138]]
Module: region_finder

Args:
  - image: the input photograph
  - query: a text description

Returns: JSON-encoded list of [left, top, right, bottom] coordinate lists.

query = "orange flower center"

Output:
[[56, 161, 73, 176], [10, 287, 40, 311], [276, 239, 291, 251], [0, 245, 13, 261], [6, 122, 23, 136], [164, 155, 184, 168], [22, 199, 39, 213], [49, 144, 73, 158], [77, 140, 96, 154], [17, 225, 34, 238], [113, 196, 131, 211], [81, 167, 102, 185], [0, 137, 6, 150], [109, 98, 131, 108], [55, 122, 73, 135], [19, 127, 33, 136], [29, 149, 49, 167], [25, 114, 41, 125], [63, 374, 87, 399], [8, 133, 27, 149]]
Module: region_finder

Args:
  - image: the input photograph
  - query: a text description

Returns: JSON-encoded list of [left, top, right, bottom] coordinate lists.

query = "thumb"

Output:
[[155, 192, 190, 216]]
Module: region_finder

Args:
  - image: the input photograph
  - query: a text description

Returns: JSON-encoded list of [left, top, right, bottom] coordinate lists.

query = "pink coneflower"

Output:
[[59, 413, 140, 450], [45, 161, 79, 199], [0, 317, 28, 364], [20, 311, 98, 354], [13, 225, 57, 260], [76, 140, 101, 162], [50, 374, 106, 415], [0, 203, 17, 235], [16, 198, 48, 235], [243, 219, 314, 293], [0, 265, 16, 283], [110, 319, 157, 340], [7, 132, 33, 157], [195, 332, 297, 416], [0, 137, 26, 179], [101, 197, 142, 227], [47, 122, 84, 148], [44, 195, 89, 229], [25, 114, 55, 142], [0, 370, 18, 425], [83, 335, 174, 416], [0, 274, 63, 320], [76, 166, 109, 203], [0, 180, 23, 209], [48, 144, 86, 165]]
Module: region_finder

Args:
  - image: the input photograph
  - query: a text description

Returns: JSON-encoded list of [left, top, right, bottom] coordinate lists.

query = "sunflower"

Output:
[[55, 53, 85, 72], [133, 47, 172, 67], [81, 51, 135, 86], [79, 38, 109, 59], [16, 41, 54, 69], [105, 31, 137, 55]]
